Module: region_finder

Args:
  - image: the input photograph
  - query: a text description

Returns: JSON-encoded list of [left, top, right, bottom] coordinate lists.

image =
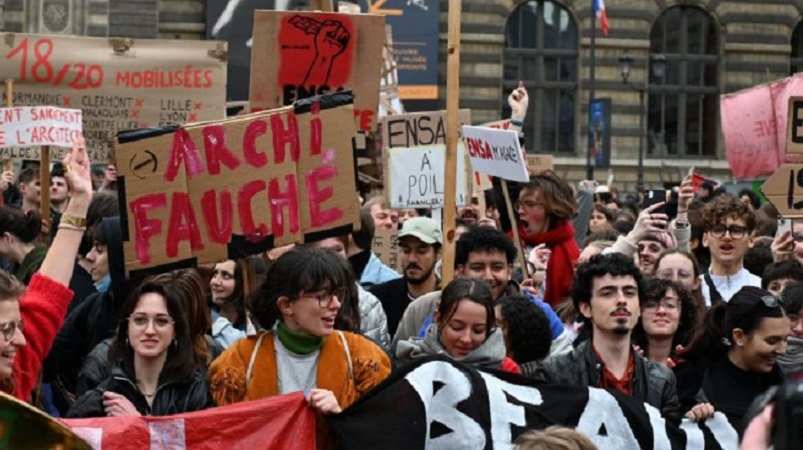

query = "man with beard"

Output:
[[541, 253, 682, 420], [699, 196, 758, 306], [370, 217, 441, 336]]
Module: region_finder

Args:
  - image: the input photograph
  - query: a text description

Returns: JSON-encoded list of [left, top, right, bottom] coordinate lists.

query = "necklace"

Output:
[[142, 391, 155, 398]]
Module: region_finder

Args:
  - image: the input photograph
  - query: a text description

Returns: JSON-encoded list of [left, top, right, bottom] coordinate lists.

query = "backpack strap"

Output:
[[336, 331, 353, 380], [703, 273, 724, 306], [245, 332, 267, 395]]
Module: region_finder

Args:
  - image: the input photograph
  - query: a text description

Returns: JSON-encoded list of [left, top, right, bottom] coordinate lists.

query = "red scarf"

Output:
[[517, 220, 579, 307]]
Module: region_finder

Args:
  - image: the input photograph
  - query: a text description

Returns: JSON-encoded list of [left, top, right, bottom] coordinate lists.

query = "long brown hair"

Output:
[[0, 271, 24, 394]]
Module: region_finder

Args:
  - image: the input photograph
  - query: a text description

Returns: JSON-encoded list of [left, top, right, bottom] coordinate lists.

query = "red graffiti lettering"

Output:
[[165, 129, 206, 182], [166, 192, 204, 258], [238, 180, 269, 240], [201, 189, 234, 244], [243, 119, 268, 168], [271, 114, 300, 164], [306, 157, 342, 227], [354, 109, 374, 132], [202, 125, 241, 175], [268, 174, 300, 239], [130, 193, 166, 265]]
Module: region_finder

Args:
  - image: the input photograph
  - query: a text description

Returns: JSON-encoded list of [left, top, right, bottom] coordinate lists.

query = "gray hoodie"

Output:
[[396, 323, 506, 371]]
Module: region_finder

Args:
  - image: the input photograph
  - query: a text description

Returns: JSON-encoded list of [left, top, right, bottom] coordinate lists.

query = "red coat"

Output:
[[15, 273, 73, 400]]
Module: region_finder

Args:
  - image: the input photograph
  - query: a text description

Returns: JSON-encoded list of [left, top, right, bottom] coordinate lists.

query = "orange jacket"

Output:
[[209, 330, 391, 448]]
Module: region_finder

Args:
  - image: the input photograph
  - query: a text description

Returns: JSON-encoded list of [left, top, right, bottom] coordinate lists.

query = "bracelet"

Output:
[[60, 214, 87, 229], [58, 223, 86, 232], [510, 119, 524, 127]]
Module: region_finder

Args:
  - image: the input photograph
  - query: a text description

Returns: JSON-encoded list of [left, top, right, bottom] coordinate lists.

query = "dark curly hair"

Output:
[[631, 278, 698, 358], [455, 225, 517, 268], [761, 260, 803, 291], [702, 195, 755, 233], [572, 253, 646, 326], [496, 295, 551, 364]]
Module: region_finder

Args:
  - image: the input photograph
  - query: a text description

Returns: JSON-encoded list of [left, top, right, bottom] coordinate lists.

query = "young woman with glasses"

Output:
[[208, 247, 391, 447], [67, 276, 214, 417], [0, 137, 92, 401], [654, 249, 706, 315], [631, 278, 698, 367], [673, 286, 790, 432], [396, 278, 521, 373]]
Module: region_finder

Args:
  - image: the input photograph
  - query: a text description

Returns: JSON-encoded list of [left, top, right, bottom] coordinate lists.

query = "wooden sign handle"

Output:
[[39, 146, 51, 243], [501, 180, 529, 279], [1, 79, 12, 208]]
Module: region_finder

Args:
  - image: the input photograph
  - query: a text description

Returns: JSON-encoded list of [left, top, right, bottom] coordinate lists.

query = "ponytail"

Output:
[[680, 302, 728, 363], [0, 207, 40, 244]]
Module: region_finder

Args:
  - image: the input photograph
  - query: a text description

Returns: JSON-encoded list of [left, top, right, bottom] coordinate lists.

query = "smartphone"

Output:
[[778, 217, 794, 237], [643, 189, 667, 213]]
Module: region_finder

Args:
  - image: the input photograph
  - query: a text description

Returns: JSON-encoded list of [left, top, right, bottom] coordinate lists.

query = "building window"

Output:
[[648, 6, 719, 158], [503, 1, 578, 154], [792, 21, 803, 75]]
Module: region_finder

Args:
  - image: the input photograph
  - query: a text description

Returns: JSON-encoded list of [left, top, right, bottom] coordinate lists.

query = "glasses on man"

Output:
[[0, 319, 23, 341], [128, 314, 174, 330], [302, 288, 347, 308], [642, 298, 679, 312], [708, 224, 748, 239]]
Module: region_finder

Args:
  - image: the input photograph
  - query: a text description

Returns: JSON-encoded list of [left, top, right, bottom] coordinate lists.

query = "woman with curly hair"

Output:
[[495, 295, 552, 377], [632, 278, 698, 367]]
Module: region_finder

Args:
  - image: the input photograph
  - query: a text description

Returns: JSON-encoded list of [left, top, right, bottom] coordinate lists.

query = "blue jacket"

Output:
[[360, 253, 401, 288]]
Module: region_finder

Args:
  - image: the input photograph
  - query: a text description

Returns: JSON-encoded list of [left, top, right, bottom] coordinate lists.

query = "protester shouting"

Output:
[[0, 136, 92, 401], [67, 275, 214, 417], [515, 172, 579, 307], [674, 287, 789, 432], [0, 207, 46, 285], [209, 247, 391, 447], [396, 278, 520, 373], [541, 253, 683, 422], [632, 279, 698, 367], [209, 259, 250, 349], [76, 269, 222, 396]]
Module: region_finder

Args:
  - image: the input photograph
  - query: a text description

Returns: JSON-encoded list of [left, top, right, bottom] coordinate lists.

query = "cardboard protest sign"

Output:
[[0, 33, 226, 163], [468, 119, 513, 195], [527, 154, 554, 174], [0, 390, 90, 449], [788, 97, 803, 155], [115, 92, 360, 274], [760, 164, 803, 217], [372, 226, 402, 273], [381, 110, 471, 208], [462, 125, 528, 182], [250, 11, 385, 133], [0, 106, 81, 148]]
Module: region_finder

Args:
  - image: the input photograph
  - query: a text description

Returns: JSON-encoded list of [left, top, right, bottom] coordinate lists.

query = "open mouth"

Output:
[[321, 316, 335, 327]]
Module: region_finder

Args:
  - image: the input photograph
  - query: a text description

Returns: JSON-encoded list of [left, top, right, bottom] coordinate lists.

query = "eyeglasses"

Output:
[[300, 288, 346, 308], [657, 269, 694, 280], [128, 314, 174, 330], [708, 224, 748, 239], [0, 319, 23, 341], [643, 298, 679, 312], [515, 200, 544, 211]]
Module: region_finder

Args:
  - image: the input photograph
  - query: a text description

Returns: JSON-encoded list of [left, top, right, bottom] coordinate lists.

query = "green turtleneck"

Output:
[[277, 321, 324, 355]]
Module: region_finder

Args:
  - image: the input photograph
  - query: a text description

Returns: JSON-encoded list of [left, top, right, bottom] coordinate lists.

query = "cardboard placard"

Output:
[[371, 226, 402, 273], [527, 154, 554, 175], [788, 97, 803, 155], [381, 109, 471, 208], [462, 125, 528, 182], [0, 106, 82, 148], [0, 390, 91, 449], [760, 163, 803, 217], [249, 11, 385, 133], [0, 33, 226, 163], [115, 93, 360, 273]]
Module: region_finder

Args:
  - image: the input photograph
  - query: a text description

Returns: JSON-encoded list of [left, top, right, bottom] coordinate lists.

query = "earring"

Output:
[[125, 338, 130, 347], [173, 339, 177, 348]]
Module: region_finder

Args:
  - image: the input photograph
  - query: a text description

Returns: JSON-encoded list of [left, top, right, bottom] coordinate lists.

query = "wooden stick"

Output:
[[501, 179, 529, 279], [1, 79, 12, 207], [39, 146, 51, 242], [310, 0, 334, 11], [440, 0, 463, 285]]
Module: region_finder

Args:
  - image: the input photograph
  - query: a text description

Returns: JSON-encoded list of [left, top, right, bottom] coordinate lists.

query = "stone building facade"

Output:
[[4, 0, 803, 189]]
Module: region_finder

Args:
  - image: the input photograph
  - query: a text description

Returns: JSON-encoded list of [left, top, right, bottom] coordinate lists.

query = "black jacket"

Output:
[[76, 336, 225, 397], [67, 364, 214, 418], [541, 339, 682, 422], [44, 217, 130, 413]]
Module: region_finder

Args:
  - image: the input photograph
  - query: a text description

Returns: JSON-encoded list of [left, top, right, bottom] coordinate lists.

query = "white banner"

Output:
[[0, 106, 82, 148], [386, 143, 468, 208], [463, 125, 528, 182]]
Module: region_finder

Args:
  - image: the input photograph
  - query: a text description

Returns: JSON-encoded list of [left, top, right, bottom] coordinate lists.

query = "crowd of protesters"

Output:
[[0, 86, 794, 450]]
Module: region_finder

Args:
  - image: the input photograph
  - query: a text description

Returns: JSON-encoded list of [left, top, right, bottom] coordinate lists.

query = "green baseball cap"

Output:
[[398, 217, 443, 245]]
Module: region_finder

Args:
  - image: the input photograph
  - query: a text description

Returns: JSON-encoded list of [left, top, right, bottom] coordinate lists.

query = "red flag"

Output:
[[63, 393, 316, 449]]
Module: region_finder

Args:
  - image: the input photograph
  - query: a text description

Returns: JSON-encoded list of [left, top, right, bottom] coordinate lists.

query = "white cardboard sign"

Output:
[[387, 143, 468, 208], [462, 125, 528, 182], [0, 106, 82, 148]]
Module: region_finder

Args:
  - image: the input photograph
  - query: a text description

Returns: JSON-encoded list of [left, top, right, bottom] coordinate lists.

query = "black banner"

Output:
[[327, 356, 738, 449]]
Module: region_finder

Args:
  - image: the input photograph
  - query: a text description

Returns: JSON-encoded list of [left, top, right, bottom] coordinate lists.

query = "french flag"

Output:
[[594, 0, 610, 36]]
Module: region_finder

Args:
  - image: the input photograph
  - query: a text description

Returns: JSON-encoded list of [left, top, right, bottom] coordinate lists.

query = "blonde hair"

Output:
[[514, 427, 597, 450]]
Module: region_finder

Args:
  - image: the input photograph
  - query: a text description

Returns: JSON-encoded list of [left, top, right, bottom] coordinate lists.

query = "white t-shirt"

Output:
[[700, 268, 761, 307]]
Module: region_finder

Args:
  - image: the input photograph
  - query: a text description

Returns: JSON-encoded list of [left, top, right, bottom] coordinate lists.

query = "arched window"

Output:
[[648, 6, 719, 157], [503, 1, 578, 154], [791, 21, 803, 75]]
